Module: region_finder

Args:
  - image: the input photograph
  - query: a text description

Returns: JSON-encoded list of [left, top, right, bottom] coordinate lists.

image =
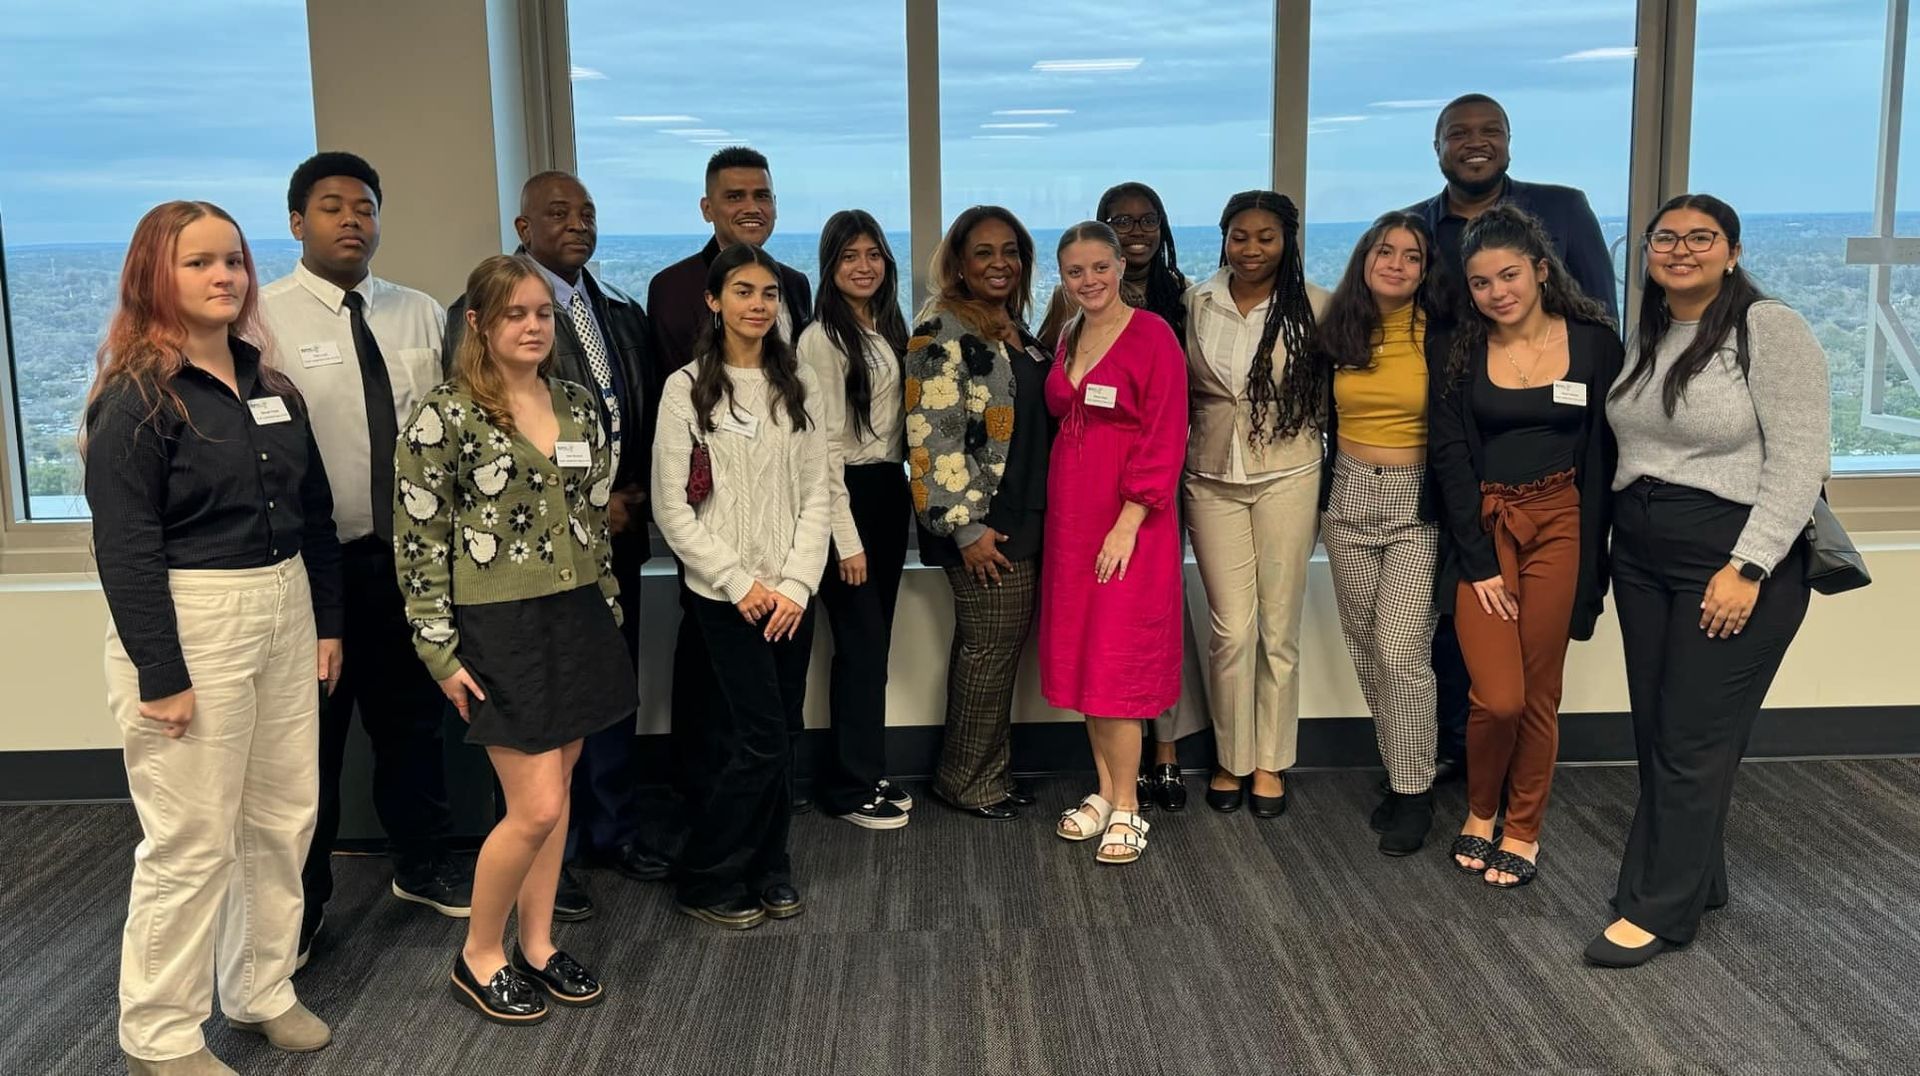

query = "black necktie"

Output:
[[343, 291, 398, 543]]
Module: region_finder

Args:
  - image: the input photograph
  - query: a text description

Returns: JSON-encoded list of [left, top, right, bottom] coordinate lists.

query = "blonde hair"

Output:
[[453, 254, 554, 434]]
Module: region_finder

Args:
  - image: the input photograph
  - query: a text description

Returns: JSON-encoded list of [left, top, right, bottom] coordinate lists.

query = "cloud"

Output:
[[1370, 99, 1450, 110], [1555, 46, 1637, 62], [570, 65, 608, 80]]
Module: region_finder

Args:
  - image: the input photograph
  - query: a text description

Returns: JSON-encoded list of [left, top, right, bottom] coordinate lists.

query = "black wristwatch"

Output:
[[1733, 558, 1766, 581]]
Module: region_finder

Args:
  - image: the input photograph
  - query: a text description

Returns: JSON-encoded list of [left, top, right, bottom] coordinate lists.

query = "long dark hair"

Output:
[[1054, 220, 1125, 369], [1097, 181, 1186, 341], [1446, 204, 1611, 385], [1313, 211, 1456, 372], [814, 209, 908, 440], [1610, 193, 1765, 416], [923, 204, 1036, 338], [691, 243, 810, 435], [1216, 190, 1320, 442]]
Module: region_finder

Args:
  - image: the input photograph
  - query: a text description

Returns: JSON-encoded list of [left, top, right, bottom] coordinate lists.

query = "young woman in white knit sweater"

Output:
[[652, 243, 831, 931]]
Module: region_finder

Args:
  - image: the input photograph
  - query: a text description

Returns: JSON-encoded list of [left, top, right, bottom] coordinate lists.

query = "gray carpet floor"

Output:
[[7, 759, 1920, 1076]]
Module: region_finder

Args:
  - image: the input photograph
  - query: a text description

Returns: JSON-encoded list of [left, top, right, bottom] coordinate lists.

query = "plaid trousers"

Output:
[[935, 558, 1038, 808]]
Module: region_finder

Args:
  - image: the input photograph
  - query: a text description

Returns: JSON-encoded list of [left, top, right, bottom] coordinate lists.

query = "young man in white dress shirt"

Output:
[[260, 152, 472, 969]]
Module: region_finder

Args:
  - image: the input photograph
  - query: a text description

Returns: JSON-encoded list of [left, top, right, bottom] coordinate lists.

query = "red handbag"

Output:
[[686, 440, 713, 506]]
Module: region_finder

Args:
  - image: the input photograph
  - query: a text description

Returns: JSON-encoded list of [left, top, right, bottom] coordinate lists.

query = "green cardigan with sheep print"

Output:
[[394, 377, 619, 681]]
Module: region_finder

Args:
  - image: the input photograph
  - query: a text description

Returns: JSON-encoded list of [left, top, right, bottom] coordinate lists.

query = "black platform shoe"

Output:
[[1204, 775, 1245, 813], [509, 946, 604, 1007], [761, 882, 805, 920], [1149, 764, 1188, 811], [450, 953, 548, 1025]]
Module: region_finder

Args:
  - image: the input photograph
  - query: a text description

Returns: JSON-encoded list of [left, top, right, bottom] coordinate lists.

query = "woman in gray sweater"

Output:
[[1589, 194, 1830, 967]]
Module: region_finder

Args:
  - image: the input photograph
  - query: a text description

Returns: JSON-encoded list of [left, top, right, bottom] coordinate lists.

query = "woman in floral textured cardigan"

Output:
[[905, 205, 1055, 820]]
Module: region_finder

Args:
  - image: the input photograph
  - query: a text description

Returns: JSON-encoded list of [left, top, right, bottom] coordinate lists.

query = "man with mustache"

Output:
[[1408, 94, 1618, 792], [444, 170, 664, 923], [646, 146, 814, 814], [261, 152, 469, 968]]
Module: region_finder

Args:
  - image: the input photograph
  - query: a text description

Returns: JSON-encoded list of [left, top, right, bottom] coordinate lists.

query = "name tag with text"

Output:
[[718, 412, 760, 439], [1552, 380, 1588, 407], [248, 397, 293, 425], [553, 440, 593, 468], [1084, 383, 1118, 409], [299, 341, 344, 368]]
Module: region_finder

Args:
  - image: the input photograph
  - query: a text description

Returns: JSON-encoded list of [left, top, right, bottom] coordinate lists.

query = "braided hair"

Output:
[[1096, 181, 1186, 342], [1216, 190, 1320, 443]]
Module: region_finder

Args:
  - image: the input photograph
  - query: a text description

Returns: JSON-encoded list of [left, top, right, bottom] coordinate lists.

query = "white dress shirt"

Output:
[[261, 261, 446, 542], [795, 322, 905, 558], [1187, 268, 1330, 483]]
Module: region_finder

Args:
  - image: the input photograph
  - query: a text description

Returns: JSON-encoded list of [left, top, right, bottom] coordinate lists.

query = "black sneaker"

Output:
[[393, 858, 473, 919], [837, 795, 909, 831], [875, 779, 914, 812], [555, 865, 595, 922]]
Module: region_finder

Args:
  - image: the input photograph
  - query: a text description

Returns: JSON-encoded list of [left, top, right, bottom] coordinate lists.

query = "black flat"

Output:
[[1249, 792, 1287, 818], [1149, 764, 1187, 811], [449, 953, 548, 1025], [932, 788, 1020, 820], [1002, 782, 1037, 807], [509, 946, 603, 1007], [761, 883, 804, 920], [1204, 783, 1244, 813], [1583, 932, 1670, 968]]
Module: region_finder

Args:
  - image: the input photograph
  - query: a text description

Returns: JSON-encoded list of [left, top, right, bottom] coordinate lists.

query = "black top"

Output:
[[1410, 177, 1618, 323], [1428, 319, 1623, 640], [917, 331, 1055, 568], [84, 339, 344, 700], [1471, 342, 1590, 485]]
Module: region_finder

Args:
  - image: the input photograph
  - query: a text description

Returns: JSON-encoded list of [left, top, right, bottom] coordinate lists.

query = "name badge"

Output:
[[1084, 383, 1118, 409], [718, 412, 760, 439], [1552, 380, 1588, 407], [553, 440, 592, 468], [299, 341, 344, 368], [248, 397, 293, 425]]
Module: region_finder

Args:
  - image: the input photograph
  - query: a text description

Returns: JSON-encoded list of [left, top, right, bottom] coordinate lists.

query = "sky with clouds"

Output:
[[0, 0, 1912, 247]]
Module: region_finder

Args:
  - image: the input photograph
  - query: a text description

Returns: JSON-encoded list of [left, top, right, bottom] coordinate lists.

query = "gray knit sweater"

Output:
[[1607, 300, 1830, 573]]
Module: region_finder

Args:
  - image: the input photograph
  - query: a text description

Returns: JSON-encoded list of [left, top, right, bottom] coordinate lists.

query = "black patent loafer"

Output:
[[1149, 764, 1188, 811], [677, 895, 767, 930], [761, 883, 804, 920], [554, 865, 594, 922], [450, 953, 548, 1025], [1135, 771, 1156, 813], [1002, 782, 1037, 807], [510, 946, 604, 1006], [931, 788, 1019, 820]]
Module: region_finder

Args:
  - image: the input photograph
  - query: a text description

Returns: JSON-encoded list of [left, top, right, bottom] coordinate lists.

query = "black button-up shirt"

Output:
[[84, 338, 344, 700]]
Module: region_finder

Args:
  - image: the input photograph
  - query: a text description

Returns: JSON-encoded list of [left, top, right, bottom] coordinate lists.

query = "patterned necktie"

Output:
[[342, 290, 397, 542], [567, 290, 622, 476]]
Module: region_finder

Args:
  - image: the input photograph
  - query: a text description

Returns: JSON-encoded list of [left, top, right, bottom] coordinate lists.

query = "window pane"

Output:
[[938, 1, 1275, 316], [1691, 0, 1920, 472], [0, 2, 313, 521], [567, 1, 909, 312], [1305, 0, 1637, 312]]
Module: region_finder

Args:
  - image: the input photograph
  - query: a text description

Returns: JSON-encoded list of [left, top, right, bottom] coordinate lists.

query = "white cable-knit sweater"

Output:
[[652, 362, 831, 606]]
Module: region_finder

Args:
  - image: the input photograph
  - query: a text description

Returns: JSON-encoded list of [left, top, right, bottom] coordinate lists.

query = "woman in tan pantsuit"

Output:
[[1184, 191, 1329, 819]]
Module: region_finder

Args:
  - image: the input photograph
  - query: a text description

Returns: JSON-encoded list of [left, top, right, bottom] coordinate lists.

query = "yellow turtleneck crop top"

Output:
[[1333, 303, 1428, 449]]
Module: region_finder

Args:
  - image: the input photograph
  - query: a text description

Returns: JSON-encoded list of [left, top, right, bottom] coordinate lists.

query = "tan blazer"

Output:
[[1183, 269, 1330, 479]]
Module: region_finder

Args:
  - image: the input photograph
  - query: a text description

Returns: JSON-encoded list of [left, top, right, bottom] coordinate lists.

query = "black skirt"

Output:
[[454, 584, 637, 754]]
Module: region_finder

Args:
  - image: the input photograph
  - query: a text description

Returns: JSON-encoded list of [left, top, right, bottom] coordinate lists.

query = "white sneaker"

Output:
[[838, 796, 910, 830]]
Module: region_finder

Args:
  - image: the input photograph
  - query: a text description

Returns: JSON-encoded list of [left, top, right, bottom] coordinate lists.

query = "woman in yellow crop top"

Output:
[[1310, 211, 1458, 856]]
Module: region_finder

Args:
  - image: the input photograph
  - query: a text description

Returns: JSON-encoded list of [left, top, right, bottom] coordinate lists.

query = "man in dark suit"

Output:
[[446, 170, 664, 920], [1409, 93, 1620, 786], [644, 146, 814, 813]]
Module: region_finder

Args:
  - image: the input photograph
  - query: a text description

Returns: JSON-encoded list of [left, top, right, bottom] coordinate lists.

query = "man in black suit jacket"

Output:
[[644, 145, 815, 814], [445, 170, 665, 920]]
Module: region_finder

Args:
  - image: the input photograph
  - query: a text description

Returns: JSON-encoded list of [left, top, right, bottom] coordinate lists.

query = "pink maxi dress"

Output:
[[1039, 309, 1189, 718]]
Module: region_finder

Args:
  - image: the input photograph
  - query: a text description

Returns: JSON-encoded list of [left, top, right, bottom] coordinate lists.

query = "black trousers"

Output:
[[668, 565, 722, 804], [303, 537, 455, 919], [676, 589, 814, 907], [1610, 479, 1809, 944], [564, 527, 648, 860], [814, 463, 911, 815], [1432, 615, 1471, 762]]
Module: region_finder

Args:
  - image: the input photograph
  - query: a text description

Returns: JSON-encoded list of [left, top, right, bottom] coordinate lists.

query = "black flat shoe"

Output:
[[554, 865, 594, 922], [1249, 792, 1287, 818], [509, 946, 603, 1007], [1583, 932, 1671, 968], [1149, 764, 1187, 811], [1204, 782, 1244, 813], [761, 883, 804, 919], [450, 953, 548, 1025], [677, 895, 767, 930], [931, 788, 1020, 820], [1002, 782, 1037, 807]]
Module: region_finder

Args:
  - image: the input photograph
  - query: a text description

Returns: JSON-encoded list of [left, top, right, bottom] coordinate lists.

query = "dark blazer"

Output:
[[644, 236, 813, 391], [1411, 178, 1618, 323], [1317, 315, 1453, 522], [443, 260, 655, 499], [1427, 317, 1624, 641]]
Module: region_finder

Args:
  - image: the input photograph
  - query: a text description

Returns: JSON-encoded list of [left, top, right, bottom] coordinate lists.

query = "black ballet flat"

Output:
[[1249, 791, 1287, 819], [1204, 780, 1244, 813], [1583, 932, 1671, 968], [449, 953, 548, 1025], [509, 946, 603, 1007], [1149, 764, 1188, 811]]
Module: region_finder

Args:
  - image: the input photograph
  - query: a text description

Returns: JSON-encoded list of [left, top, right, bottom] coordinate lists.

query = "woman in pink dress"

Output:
[[1041, 221, 1189, 864]]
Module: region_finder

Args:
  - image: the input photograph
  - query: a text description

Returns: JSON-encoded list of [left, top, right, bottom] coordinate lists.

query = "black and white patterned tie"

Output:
[[567, 290, 622, 475]]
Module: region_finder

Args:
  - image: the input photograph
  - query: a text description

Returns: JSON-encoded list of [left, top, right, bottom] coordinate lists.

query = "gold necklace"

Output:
[[1499, 326, 1563, 387]]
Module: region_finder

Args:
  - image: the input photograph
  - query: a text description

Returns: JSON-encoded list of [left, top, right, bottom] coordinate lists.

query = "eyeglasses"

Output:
[[1105, 212, 1161, 232], [1646, 229, 1722, 253]]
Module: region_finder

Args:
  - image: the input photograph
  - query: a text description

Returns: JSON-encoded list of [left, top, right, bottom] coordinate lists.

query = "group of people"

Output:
[[83, 92, 1834, 1074]]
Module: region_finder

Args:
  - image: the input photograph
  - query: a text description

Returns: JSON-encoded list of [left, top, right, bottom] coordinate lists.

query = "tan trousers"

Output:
[[107, 557, 319, 1061], [1184, 469, 1318, 775]]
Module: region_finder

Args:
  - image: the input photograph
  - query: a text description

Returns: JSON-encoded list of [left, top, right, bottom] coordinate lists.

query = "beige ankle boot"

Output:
[[226, 999, 332, 1052], [124, 1047, 238, 1075]]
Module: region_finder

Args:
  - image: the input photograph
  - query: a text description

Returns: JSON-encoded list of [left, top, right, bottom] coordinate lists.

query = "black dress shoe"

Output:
[[1583, 931, 1671, 968], [931, 788, 1020, 820], [603, 842, 673, 882], [677, 894, 767, 930], [761, 883, 804, 919], [509, 946, 604, 1006], [1149, 764, 1187, 811], [554, 865, 594, 922], [1250, 792, 1287, 819], [1204, 776, 1244, 813], [450, 953, 548, 1025], [1002, 782, 1036, 807], [1135, 772, 1155, 813]]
